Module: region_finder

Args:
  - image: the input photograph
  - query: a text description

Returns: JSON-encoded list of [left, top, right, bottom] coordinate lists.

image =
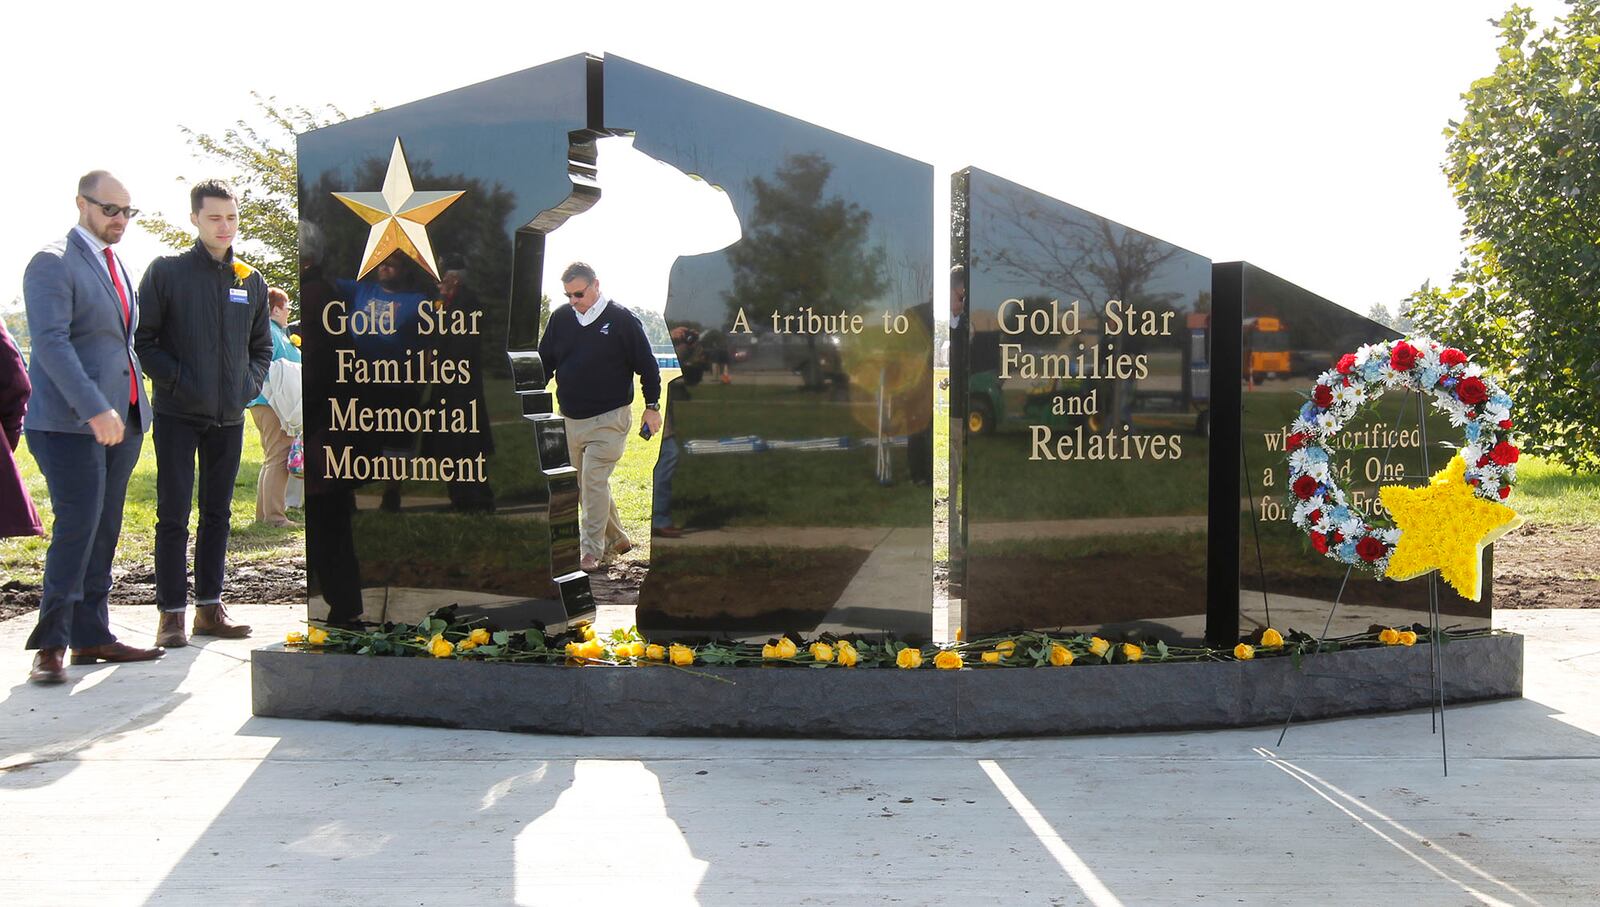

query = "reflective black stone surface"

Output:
[[298, 54, 597, 631], [299, 55, 931, 640], [1218, 263, 1491, 640], [952, 169, 1212, 642], [606, 57, 935, 642]]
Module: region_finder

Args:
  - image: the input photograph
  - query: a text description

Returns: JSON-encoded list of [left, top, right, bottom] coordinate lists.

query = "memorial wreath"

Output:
[[1283, 336, 1522, 601]]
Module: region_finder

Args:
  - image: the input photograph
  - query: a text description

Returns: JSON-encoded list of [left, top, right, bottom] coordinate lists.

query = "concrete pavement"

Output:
[[2, 605, 1597, 905]]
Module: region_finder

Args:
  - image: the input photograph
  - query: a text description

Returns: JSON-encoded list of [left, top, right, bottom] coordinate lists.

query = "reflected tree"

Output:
[[300, 158, 518, 377], [723, 154, 887, 388]]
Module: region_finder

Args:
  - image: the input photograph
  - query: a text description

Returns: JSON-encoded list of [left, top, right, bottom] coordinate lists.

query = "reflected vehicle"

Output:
[[1243, 316, 1291, 381], [722, 328, 847, 391]]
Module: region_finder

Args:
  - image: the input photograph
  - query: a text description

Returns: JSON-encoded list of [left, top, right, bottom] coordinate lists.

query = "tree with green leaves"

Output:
[[1405, 1, 1600, 472], [141, 93, 353, 314]]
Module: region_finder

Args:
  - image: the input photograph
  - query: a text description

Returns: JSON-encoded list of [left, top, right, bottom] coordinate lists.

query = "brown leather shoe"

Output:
[[193, 603, 251, 638], [157, 611, 188, 648], [29, 648, 67, 684], [70, 641, 165, 665], [651, 526, 685, 539]]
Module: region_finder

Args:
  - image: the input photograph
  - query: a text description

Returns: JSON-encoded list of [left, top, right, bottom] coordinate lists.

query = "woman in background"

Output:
[[247, 288, 301, 527], [1, 312, 43, 538]]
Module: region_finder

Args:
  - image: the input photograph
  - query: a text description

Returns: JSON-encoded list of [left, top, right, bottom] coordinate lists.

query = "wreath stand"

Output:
[[1248, 388, 1455, 775]]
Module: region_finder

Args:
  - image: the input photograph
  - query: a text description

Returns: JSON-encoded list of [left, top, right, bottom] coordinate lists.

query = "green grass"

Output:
[[1507, 456, 1600, 525], [2, 421, 304, 587]]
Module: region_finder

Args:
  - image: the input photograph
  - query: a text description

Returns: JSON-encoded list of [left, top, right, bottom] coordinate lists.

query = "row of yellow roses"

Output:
[[284, 623, 1331, 668]]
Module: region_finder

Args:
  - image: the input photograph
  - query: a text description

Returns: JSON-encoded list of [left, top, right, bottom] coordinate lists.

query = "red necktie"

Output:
[[104, 248, 138, 407]]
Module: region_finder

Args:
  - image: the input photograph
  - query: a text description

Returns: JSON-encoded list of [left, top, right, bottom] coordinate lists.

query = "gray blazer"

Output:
[[22, 230, 152, 434]]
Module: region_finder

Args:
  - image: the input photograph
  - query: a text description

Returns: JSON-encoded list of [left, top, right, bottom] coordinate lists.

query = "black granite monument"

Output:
[[950, 168, 1213, 641]]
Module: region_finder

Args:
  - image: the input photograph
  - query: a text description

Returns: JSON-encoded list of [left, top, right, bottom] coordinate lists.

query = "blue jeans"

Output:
[[153, 416, 243, 611], [651, 435, 679, 529], [25, 427, 143, 650]]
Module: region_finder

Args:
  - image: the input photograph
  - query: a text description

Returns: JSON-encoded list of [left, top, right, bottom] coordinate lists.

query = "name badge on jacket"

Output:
[[228, 288, 250, 304]]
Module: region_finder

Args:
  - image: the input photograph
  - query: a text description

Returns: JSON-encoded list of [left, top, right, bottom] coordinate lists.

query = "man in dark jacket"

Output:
[[135, 179, 272, 647], [537, 262, 660, 572]]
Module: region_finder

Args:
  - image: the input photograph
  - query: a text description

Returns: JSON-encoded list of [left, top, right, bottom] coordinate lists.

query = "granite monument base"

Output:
[[252, 633, 1522, 738]]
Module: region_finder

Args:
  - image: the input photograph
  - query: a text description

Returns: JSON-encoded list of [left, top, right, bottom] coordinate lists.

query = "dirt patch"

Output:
[[1490, 523, 1600, 609], [0, 559, 306, 624]]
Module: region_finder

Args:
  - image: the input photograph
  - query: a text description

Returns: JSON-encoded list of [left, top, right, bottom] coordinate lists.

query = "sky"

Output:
[[2, 0, 1575, 321]]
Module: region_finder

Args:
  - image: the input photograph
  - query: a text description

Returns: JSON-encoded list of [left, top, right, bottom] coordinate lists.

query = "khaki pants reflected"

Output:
[[250, 404, 293, 525], [564, 405, 632, 560]]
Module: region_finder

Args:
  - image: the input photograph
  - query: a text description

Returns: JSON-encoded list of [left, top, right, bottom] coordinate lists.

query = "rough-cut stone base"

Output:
[[252, 633, 1523, 738]]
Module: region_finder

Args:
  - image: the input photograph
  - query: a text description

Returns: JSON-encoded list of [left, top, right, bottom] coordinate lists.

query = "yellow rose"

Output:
[[934, 650, 963, 670], [1261, 628, 1285, 649], [307, 626, 329, 646], [1234, 643, 1255, 661], [1378, 627, 1401, 646], [981, 650, 1001, 664], [776, 637, 798, 659], [428, 634, 454, 658], [289, 333, 302, 348], [285, 631, 306, 644], [468, 628, 491, 646], [1398, 630, 1418, 646], [761, 643, 778, 659], [669, 643, 695, 666], [995, 639, 1016, 657], [1049, 644, 1073, 667], [810, 642, 835, 663], [580, 623, 597, 641], [954, 627, 964, 642], [564, 641, 583, 658], [231, 260, 252, 282], [577, 639, 605, 660], [1122, 643, 1144, 663], [458, 639, 479, 652], [1089, 636, 1111, 657], [837, 641, 858, 668], [645, 644, 666, 661], [896, 647, 923, 669]]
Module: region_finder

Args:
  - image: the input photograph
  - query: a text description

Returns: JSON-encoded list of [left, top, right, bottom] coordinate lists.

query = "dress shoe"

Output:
[[193, 603, 252, 638], [580, 554, 602, 573], [29, 648, 67, 684], [651, 525, 685, 539], [610, 539, 634, 556], [70, 641, 165, 665], [157, 611, 189, 648]]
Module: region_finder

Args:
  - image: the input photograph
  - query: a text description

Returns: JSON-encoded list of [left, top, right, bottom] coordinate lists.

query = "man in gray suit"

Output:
[[21, 170, 164, 684]]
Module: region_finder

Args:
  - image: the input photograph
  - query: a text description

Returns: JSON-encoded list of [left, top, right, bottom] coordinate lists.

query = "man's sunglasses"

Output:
[[81, 195, 140, 219], [564, 284, 591, 299]]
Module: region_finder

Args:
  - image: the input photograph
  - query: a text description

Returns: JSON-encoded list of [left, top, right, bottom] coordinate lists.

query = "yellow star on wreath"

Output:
[[333, 138, 464, 280], [1379, 455, 1522, 602]]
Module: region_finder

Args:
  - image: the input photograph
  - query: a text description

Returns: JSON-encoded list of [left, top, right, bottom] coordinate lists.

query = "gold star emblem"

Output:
[[1379, 455, 1521, 601], [333, 139, 464, 280]]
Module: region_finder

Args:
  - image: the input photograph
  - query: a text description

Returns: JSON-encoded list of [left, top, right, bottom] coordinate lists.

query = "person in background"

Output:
[[1, 312, 43, 540], [248, 287, 301, 527], [21, 170, 163, 683]]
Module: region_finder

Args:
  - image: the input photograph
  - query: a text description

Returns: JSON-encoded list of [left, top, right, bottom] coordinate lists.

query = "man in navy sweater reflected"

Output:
[[537, 262, 661, 572]]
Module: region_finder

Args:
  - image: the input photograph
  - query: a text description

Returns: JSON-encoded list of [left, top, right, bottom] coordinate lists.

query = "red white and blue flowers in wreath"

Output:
[[1283, 336, 1521, 594]]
